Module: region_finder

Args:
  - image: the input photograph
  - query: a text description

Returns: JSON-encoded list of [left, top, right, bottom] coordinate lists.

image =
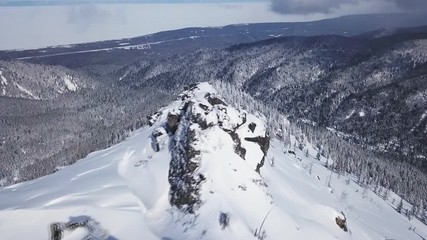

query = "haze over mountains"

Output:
[[0, 11, 427, 239]]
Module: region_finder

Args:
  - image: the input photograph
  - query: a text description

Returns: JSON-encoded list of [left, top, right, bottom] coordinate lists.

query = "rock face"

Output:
[[245, 133, 270, 173], [151, 127, 167, 152], [166, 112, 180, 134], [335, 212, 348, 232], [149, 83, 270, 213]]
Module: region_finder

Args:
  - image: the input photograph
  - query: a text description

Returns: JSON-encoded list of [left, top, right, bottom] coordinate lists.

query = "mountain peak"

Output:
[[149, 82, 270, 214]]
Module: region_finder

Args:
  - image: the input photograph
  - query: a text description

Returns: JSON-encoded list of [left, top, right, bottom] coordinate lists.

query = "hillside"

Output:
[[1, 83, 425, 240], [116, 28, 427, 173]]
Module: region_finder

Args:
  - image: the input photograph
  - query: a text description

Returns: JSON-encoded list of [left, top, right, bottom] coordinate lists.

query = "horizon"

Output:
[[0, 0, 426, 50]]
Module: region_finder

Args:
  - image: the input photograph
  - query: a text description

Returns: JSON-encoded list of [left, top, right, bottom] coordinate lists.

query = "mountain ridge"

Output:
[[1, 82, 425, 239]]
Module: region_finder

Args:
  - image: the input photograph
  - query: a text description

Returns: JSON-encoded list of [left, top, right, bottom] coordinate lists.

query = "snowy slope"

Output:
[[0, 61, 87, 100], [0, 83, 425, 240]]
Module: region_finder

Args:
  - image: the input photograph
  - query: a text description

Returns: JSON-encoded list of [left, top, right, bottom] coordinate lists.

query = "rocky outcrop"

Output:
[[147, 111, 162, 126], [245, 133, 270, 173], [205, 93, 227, 106], [166, 112, 180, 134], [151, 127, 167, 152], [335, 212, 348, 232], [226, 130, 246, 160], [168, 110, 203, 213], [248, 122, 257, 133], [150, 83, 270, 213], [50, 216, 112, 240]]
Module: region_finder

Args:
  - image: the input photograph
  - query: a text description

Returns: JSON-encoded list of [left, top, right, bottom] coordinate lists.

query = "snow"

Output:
[[411, 110, 427, 133], [63, 75, 78, 91], [0, 70, 8, 85], [49, 44, 75, 48], [0, 82, 425, 240], [14, 82, 39, 99], [0, 70, 7, 95], [345, 109, 355, 119]]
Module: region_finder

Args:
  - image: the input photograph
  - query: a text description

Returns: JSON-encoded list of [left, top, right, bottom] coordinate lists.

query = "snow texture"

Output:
[[0, 83, 425, 240], [63, 75, 78, 92]]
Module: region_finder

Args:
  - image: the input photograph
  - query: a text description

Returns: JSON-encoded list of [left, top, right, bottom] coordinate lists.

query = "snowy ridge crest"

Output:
[[149, 82, 270, 214]]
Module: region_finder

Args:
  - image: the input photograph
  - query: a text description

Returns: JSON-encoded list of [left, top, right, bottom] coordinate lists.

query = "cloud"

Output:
[[387, 0, 427, 10], [270, 0, 427, 14], [270, 0, 356, 14]]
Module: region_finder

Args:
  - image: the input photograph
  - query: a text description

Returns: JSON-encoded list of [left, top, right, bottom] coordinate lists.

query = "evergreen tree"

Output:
[[397, 198, 403, 214]]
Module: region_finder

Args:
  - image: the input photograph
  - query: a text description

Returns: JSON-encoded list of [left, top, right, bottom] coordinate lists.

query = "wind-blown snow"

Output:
[[0, 83, 425, 240]]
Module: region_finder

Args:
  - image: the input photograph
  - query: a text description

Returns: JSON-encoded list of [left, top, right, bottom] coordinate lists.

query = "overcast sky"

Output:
[[0, 0, 425, 50]]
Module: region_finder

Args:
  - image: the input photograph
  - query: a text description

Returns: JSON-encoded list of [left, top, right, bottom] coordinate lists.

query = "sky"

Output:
[[0, 0, 425, 50]]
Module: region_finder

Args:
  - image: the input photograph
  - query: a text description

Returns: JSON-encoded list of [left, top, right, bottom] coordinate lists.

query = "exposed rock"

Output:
[[236, 113, 247, 129], [199, 103, 210, 112], [335, 212, 348, 232], [167, 83, 270, 213], [50, 216, 112, 240], [151, 127, 166, 152], [147, 111, 162, 126], [245, 135, 270, 155], [226, 130, 246, 160], [184, 83, 198, 91], [205, 93, 227, 106], [244, 133, 270, 173], [167, 112, 181, 134], [194, 114, 211, 130], [179, 93, 191, 101], [169, 109, 203, 213], [248, 122, 257, 133]]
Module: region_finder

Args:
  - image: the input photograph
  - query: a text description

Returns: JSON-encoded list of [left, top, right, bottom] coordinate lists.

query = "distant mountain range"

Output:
[[1, 11, 427, 63]]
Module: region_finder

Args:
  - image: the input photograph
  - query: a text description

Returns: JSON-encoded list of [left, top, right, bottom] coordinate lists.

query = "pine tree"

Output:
[[422, 208, 427, 224], [325, 156, 329, 169], [397, 198, 403, 214], [409, 204, 417, 220]]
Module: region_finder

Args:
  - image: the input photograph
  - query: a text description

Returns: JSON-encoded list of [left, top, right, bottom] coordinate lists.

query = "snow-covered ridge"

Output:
[[0, 82, 425, 240], [148, 82, 270, 216]]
